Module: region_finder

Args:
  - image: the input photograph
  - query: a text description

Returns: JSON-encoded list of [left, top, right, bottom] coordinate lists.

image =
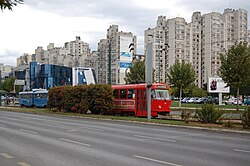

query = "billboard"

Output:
[[119, 36, 133, 84], [208, 77, 230, 93], [120, 36, 133, 62]]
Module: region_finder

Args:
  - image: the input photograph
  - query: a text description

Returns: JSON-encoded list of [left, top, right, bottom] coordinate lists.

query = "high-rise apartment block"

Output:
[[145, 8, 248, 88], [0, 63, 14, 78], [17, 36, 91, 68], [96, 25, 137, 84], [16, 53, 32, 66]]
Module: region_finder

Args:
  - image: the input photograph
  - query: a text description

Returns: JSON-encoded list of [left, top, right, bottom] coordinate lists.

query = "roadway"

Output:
[[0, 110, 250, 166]]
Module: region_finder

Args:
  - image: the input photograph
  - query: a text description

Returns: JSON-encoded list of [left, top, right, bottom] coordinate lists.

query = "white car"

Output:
[[232, 99, 242, 105], [187, 97, 197, 103], [225, 98, 235, 105], [1, 96, 6, 100]]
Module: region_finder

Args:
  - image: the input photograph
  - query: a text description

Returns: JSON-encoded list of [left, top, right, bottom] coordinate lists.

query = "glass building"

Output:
[[30, 62, 72, 89]]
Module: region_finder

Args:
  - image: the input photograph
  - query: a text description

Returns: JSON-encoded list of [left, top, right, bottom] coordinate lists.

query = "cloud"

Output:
[[0, 0, 249, 66]]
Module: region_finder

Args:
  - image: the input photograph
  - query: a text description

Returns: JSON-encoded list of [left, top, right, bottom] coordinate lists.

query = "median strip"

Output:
[[133, 155, 182, 166], [59, 138, 91, 147]]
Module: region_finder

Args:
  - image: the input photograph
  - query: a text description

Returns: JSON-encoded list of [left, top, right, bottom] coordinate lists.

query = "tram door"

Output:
[[136, 89, 147, 116]]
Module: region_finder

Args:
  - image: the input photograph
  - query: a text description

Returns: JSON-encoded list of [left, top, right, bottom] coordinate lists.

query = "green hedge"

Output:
[[87, 84, 114, 114], [47, 84, 114, 114]]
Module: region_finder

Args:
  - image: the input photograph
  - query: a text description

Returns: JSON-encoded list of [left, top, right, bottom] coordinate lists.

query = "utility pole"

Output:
[[0, 70, 2, 106], [108, 43, 112, 85], [146, 34, 154, 121]]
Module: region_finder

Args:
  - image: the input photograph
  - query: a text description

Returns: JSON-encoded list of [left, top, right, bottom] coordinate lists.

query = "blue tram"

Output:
[[19, 89, 48, 107]]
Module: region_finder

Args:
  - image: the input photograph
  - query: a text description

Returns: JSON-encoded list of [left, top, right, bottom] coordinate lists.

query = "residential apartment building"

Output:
[[84, 51, 99, 82], [97, 25, 137, 85], [16, 53, 32, 66], [188, 12, 202, 87], [0, 63, 14, 78], [96, 39, 109, 84], [201, 12, 224, 86], [17, 36, 91, 68], [201, 8, 248, 86], [145, 16, 189, 83], [145, 8, 248, 88], [248, 30, 250, 46], [64, 36, 90, 67]]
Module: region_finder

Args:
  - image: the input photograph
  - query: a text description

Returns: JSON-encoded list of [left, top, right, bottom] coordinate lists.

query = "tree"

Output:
[[186, 84, 207, 97], [124, 61, 145, 84], [2, 77, 15, 93], [0, 0, 23, 10], [168, 60, 196, 107], [220, 42, 250, 110]]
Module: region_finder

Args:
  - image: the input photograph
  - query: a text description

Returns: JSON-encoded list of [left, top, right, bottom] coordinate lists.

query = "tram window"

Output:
[[40, 94, 46, 98], [113, 90, 119, 99], [128, 89, 135, 99], [120, 89, 127, 99], [151, 90, 156, 98], [155, 89, 170, 100]]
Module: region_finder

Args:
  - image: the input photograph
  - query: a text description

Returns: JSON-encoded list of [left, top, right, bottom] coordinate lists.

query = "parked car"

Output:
[[232, 99, 242, 105], [212, 97, 219, 105], [187, 97, 197, 103], [224, 98, 235, 105], [195, 97, 207, 104], [181, 97, 190, 103], [203, 97, 219, 104], [1, 96, 6, 100], [244, 97, 250, 105]]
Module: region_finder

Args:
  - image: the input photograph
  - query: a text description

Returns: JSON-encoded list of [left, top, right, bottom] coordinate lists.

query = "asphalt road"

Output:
[[0, 110, 250, 166]]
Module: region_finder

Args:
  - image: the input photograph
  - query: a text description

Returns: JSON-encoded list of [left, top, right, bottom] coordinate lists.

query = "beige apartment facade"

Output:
[[145, 8, 248, 88]]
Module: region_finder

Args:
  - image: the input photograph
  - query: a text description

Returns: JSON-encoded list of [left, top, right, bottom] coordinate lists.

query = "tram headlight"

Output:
[[158, 106, 162, 109]]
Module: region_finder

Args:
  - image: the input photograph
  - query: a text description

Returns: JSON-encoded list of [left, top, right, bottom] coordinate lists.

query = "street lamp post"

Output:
[[108, 43, 112, 85], [146, 34, 154, 121], [0, 70, 2, 106]]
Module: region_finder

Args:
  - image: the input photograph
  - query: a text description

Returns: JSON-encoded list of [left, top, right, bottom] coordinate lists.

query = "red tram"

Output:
[[112, 83, 171, 117]]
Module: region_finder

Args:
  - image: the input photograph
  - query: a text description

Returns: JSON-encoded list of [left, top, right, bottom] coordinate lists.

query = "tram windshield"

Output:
[[151, 89, 170, 100]]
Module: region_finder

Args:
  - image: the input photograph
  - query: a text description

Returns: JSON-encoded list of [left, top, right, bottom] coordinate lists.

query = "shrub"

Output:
[[181, 109, 193, 123], [195, 104, 223, 123], [47, 84, 114, 114], [62, 85, 89, 114], [47, 86, 65, 112], [242, 106, 250, 128], [88, 84, 114, 114]]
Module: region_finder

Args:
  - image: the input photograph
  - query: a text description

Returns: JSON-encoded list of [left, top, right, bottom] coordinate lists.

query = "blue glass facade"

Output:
[[30, 62, 72, 89]]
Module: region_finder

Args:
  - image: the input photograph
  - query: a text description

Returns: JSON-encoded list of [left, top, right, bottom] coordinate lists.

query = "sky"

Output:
[[0, 0, 249, 66]]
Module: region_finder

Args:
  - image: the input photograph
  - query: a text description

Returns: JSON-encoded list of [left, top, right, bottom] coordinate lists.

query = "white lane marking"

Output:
[[42, 121, 57, 125], [18, 162, 31, 166], [67, 129, 77, 132], [59, 138, 91, 147], [133, 155, 182, 166], [234, 149, 250, 153], [80, 126, 104, 132], [20, 129, 38, 134], [0, 123, 6, 127], [133, 135, 176, 143], [20, 117, 30, 121], [0, 153, 14, 159]]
